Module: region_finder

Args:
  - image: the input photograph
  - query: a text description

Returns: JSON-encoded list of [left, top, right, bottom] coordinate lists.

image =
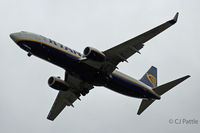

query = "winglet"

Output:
[[173, 12, 179, 22], [170, 12, 179, 24]]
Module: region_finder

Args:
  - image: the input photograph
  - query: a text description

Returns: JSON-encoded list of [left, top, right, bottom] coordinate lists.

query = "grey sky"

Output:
[[0, 0, 199, 132]]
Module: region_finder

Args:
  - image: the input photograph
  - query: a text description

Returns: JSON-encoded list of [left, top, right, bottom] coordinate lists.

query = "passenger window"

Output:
[[65, 47, 69, 50], [77, 52, 81, 56], [74, 50, 79, 55], [49, 39, 52, 44], [54, 41, 57, 45], [69, 49, 73, 53]]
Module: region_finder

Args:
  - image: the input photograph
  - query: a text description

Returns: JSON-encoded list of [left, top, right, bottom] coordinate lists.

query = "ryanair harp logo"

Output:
[[146, 73, 157, 87]]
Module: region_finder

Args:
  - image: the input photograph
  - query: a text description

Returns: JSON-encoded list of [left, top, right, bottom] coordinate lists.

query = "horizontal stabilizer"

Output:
[[137, 75, 190, 115], [153, 75, 190, 96], [137, 99, 155, 115]]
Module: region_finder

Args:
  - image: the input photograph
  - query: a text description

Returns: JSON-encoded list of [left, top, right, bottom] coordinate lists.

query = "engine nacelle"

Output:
[[83, 47, 106, 62], [48, 76, 69, 91]]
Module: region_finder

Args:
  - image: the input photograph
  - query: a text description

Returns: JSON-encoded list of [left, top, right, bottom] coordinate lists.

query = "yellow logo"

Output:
[[146, 73, 157, 87]]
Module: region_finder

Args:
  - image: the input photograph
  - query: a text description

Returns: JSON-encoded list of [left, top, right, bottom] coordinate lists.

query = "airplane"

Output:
[[10, 12, 190, 121]]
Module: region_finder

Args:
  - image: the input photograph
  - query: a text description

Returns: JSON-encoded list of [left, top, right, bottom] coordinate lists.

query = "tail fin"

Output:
[[137, 75, 190, 115], [140, 66, 157, 88]]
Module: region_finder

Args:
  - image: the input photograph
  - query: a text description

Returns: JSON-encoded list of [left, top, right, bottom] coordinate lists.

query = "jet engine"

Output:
[[83, 47, 106, 62], [48, 76, 69, 91], [48, 74, 93, 96]]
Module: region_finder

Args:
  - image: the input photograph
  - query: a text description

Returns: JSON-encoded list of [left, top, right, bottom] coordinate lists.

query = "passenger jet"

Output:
[[10, 12, 190, 121]]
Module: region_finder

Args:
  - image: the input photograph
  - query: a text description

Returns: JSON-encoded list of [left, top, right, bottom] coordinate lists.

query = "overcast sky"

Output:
[[0, 0, 200, 133]]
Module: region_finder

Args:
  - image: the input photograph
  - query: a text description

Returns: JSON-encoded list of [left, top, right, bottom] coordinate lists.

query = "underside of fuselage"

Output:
[[15, 37, 160, 100], [17, 40, 99, 80]]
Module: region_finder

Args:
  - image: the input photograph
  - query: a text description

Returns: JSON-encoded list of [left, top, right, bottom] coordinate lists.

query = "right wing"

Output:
[[103, 13, 179, 66], [81, 13, 179, 74], [100, 13, 179, 74]]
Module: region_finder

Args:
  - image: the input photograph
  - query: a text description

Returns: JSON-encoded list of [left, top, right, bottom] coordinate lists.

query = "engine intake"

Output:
[[84, 47, 106, 62], [48, 76, 69, 91]]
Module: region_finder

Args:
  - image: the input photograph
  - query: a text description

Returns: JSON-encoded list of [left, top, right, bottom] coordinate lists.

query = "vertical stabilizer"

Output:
[[140, 66, 157, 88]]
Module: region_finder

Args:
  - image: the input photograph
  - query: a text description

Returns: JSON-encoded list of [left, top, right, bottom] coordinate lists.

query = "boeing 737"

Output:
[[10, 12, 190, 121]]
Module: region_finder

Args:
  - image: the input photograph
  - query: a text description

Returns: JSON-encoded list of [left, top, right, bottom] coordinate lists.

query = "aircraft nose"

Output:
[[10, 32, 20, 43]]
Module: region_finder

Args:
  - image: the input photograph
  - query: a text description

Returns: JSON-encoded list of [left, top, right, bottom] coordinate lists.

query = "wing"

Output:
[[47, 72, 93, 121], [102, 13, 179, 73], [47, 90, 79, 121]]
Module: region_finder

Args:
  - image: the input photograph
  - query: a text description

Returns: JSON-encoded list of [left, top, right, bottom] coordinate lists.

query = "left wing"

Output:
[[47, 72, 93, 121], [47, 90, 79, 121], [101, 12, 179, 74]]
